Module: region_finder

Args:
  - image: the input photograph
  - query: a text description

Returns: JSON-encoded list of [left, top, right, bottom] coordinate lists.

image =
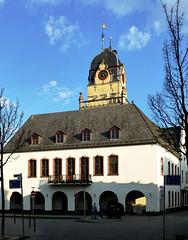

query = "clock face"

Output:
[[98, 70, 108, 80]]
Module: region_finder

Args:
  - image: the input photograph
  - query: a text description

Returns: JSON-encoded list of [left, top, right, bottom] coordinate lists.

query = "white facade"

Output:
[[3, 141, 188, 214]]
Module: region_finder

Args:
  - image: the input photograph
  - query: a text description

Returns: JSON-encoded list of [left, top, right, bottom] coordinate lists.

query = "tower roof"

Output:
[[90, 48, 122, 71]]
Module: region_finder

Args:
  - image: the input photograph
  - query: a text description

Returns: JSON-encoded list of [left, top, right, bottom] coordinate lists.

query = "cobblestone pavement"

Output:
[[0, 210, 188, 240]]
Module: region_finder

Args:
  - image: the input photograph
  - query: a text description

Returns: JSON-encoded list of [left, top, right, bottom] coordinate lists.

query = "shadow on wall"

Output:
[[1, 181, 160, 215]]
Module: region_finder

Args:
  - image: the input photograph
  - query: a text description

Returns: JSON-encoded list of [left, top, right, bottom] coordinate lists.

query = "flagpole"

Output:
[[101, 23, 108, 52]]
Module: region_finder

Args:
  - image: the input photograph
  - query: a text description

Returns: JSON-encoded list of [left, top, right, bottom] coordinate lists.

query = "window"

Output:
[[29, 159, 37, 177], [108, 155, 118, 175], [67, 157, 75, 179], [172, 163, 174, 175], [80, 157, 89, 180], [172, 191, 174, 207], [41, 159, 49, 177], [54, 158, 62, 179], [82, 129, 91, 141], [178, 192, 180, 206], [94, 156, 103, 176], [56, 131, 64, 143], [168, 191, 171, 207], [168, 161, 170, 175], [160, 157, 163, 176], [175, 165, 177, 175], [182, 170, 184, 183], [31, 133, 39, 145], [110, 126, 120, 139]]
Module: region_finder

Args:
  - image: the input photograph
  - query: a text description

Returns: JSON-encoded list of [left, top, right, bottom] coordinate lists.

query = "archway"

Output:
[[99, 191, 118, 212], [30, 192, 45, 214], [125, 190, 146, 214], [76, 191, 92, 215], [52, 191, 68, 214], [10, 192, 22, 213]]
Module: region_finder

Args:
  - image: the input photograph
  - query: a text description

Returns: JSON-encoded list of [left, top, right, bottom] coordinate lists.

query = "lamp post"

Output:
[[14, 174, 24, 236], [178, 153, 182, 208]]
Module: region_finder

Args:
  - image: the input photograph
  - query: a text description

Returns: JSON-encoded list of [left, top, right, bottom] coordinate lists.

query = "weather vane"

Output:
[[101, 23, 109, 52]]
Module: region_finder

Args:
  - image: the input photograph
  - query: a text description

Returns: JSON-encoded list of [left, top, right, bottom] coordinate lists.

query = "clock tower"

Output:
[[79, 38, 128, 109]]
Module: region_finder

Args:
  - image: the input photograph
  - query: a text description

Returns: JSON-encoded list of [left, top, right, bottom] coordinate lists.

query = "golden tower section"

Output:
[[79, 49, 128, 109]]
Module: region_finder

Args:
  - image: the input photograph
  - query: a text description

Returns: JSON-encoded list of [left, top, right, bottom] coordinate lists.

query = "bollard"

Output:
[[29, 215, 31, 228], [34, 217, 36, 232], [14, 213, 16, 224]]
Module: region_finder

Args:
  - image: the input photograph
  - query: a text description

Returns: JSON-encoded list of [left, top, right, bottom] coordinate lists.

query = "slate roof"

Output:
[[88, 49, 123, 85], [4, 103, 165, 153], [90, 49, 121, 71]]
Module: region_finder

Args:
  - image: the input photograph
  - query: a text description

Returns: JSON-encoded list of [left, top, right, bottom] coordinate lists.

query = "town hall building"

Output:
[[3, 38, 188, 215]]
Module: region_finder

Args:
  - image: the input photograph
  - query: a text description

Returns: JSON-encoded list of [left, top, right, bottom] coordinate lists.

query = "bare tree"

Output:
[[0, 88, 24, 236], [148, 0, 188, 160]]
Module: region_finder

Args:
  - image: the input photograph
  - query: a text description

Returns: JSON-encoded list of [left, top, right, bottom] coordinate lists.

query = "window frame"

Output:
[[56, 131, 64, 144], [110, 126, 120, 140], [53, 158, 62, 180], [80, 156, 89, 180], [108, 154, 119, 176], [28, 159, 37, 178], [40, 158, 49, 177], [82, 128, 91, 142], [94, 155, 104, 176], [66, 157, 75, 179], [31, 133, 39, 145]]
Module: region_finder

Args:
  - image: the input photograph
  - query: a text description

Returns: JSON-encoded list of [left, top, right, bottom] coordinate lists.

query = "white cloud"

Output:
[[58, 91, 73, 99], [45, 15, 84, 52], [38, 81, 78, 105], [119, 26, 150, 51], [0, 0, 5, 5], [153, 21, 163, 36], [49, 81, 57, 87], [29, 0, 60, 4], [80, 0, 150, 17], [38, 81, 57, 96]]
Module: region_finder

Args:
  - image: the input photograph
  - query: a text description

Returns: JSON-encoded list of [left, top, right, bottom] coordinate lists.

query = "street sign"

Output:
[[31, 190, 36, 197], [166, 175, 180, 185], [9, 179, 21, 189], [74, 193, 79, 198]]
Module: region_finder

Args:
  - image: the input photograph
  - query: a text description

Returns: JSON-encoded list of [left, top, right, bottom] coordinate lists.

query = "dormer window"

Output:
[[31, 133, 40, 145], [110, 126, 120, 139], [56, 131, 64, 143], [82, 128, 91, 141]]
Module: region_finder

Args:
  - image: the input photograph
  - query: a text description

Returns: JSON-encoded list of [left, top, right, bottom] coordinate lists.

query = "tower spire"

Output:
[[101, 23, 108, 52]]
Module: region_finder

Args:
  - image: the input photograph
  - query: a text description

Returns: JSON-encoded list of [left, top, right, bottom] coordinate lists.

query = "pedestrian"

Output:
[[92, 203, 97, 219], [99, 203, 104, 219], [97, 203, 100, 216]]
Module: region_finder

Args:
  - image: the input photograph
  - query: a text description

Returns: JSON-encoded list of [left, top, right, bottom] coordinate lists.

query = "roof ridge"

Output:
[[132, 103, 158, 141]]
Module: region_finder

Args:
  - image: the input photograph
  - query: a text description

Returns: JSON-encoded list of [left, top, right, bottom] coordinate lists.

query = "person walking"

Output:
[[92, 203, 97, 220], [99, 204, 104, 219]]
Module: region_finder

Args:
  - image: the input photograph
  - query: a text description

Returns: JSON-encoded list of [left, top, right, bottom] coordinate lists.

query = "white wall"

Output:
[[2, 143, 181, 213]]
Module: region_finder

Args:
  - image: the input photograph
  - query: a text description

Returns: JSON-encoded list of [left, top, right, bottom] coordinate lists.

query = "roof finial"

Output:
[[109, 37, 112, 51], [101, 23, 108, 52]]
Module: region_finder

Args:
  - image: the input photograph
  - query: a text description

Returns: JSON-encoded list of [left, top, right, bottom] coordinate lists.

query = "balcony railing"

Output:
[[48, 174, 92, 186]]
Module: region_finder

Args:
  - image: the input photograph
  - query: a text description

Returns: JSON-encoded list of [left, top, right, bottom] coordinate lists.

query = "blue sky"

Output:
[[0, 0, 188, 123]]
